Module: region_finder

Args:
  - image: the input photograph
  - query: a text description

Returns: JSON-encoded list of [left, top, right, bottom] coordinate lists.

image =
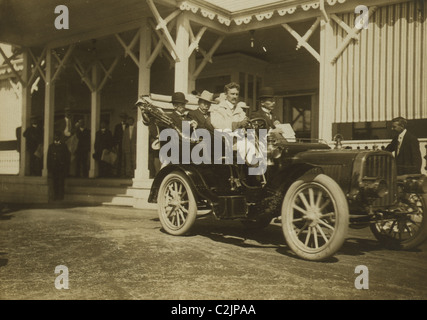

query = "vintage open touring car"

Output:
[[136, 95, 427, 261]]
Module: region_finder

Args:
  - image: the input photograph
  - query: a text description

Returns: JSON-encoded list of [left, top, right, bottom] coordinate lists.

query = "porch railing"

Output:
[[0, 150, 19, 175]]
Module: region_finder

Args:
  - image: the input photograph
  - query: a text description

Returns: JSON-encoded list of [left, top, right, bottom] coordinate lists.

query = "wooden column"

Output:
[[19, 50, 32, 176], [133, 18, 152, 186], [174, 13, 189, 93], [89, 64, 101, 178], [188, 53, 196, 93], [42, 48, 55, 177], [318, 18, 335, 143]]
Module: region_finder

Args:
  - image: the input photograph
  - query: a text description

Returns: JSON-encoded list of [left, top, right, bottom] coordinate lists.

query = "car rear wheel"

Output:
[[157, 171, 197, 236], [281, 174, 349, 261], [370, 193, 427, 250]]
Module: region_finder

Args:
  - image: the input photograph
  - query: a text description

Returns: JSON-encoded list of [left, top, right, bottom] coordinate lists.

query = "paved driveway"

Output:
[[0, 204, 426, 300]]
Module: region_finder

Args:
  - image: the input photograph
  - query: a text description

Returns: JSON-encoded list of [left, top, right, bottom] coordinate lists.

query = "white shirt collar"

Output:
[[225, 100, 235, 110], [398, 129, 407, 140], [261, 107, 271, 114]]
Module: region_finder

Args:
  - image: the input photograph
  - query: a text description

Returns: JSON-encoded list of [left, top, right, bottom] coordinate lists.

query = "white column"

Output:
[[318, 18, 335, 143], [19, 50, 31, 176], [89, 64, 101, 178], [174, 13, 189, 93], [133, 18, 151, 186], [42, 47, 55, 177], [188, 53, 196, 93]]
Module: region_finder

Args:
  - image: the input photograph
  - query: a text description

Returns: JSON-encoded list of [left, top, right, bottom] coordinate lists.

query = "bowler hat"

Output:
[[197, 90, 215, 103], [258, 87, 275, 99], [171, 92, 188, 104]]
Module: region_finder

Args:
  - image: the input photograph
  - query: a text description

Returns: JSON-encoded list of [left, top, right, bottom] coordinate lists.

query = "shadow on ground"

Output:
[[0, 252, 8, 268]]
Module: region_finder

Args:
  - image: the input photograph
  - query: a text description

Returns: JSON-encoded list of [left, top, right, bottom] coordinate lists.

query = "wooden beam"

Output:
[[28, 48, 47, 85], [188, 26, 207, 57], [330, 14, 358, 39], [97, 56, 120, 92], [330, 6, 377, 64], [51, 44, 75, 83], [282, 22, 320, 62], [73, 57, 95, 92], [0, 46, 26, 86], [149, 18, 179, 62], [146, 0, 180, 61], [192, 34, 224, 79], [115, 30, 141, 68]]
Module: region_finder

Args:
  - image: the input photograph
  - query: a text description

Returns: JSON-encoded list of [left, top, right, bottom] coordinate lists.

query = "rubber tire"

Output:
[[281, 174, 349, 261], [157, 171, 197, 236], [370, 193, 427, 250]]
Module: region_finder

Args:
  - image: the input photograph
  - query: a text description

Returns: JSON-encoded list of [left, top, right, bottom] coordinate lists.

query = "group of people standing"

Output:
[[43, 109, 137, 200]]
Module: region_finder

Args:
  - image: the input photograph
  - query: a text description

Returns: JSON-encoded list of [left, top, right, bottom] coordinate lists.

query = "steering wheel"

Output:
[[249, 117, 268, 130]]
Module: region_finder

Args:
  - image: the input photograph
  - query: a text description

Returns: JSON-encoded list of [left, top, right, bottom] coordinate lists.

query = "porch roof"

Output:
[[0, 0, 407, 48]]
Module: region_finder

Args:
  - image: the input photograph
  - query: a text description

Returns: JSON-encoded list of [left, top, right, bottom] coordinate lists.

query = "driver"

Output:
[[251, 87, 281, 131], [210, 82, 250, 130], [210, 82, 261, 166]]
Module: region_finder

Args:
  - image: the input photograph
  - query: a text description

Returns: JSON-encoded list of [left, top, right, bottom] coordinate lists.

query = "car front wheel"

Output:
[[370, 193, 427, 250], [281, 174, 349, 261]]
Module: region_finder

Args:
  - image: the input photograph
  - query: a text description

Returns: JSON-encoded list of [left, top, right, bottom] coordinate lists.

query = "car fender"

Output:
[[148, 164, 217, 204], [267, 162, 324, 194]]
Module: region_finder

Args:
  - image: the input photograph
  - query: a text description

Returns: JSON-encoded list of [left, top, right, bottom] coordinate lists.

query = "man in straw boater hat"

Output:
[[251, 86, 281, 131], [187, 90, 216, 132]]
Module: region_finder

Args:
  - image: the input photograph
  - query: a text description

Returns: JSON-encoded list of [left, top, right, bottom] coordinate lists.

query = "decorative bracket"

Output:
[[115, 29, 141, 68], [0, 46, 26, 86], [146, 0, 181, 62], [192, 34, 224, 79], [282, 18, 321, 62], [51, 44, 75, 83], [330, 6, 377, 64], [28, 48, 47, 86]]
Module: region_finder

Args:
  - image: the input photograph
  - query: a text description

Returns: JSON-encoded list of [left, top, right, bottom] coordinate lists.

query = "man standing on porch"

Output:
[[75, 119, 91, 178], [114, 112, 128, 177], [121, 116, 137, 178]]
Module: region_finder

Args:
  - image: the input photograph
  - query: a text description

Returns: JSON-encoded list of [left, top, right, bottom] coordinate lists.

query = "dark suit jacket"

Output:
[[122, 125, 137, 155], [75, 128, 91, 154], [47, 142, 70, 177], [94, 129, 113, 160], [187, 109, 214, 132], [23, 126, 43, 153], [114, 122, 128, 147], [169, 111, 191, 132], [251, 109, 279, 130], [385, 130, 422, 175]]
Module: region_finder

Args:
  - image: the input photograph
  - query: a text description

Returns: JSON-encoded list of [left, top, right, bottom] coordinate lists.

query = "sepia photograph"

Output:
[[0, 0, 426, 307]]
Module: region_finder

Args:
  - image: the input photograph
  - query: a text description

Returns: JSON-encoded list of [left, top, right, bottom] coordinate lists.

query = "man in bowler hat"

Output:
[[251, 87, 281, 130], [169, 92, 198, 132]]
